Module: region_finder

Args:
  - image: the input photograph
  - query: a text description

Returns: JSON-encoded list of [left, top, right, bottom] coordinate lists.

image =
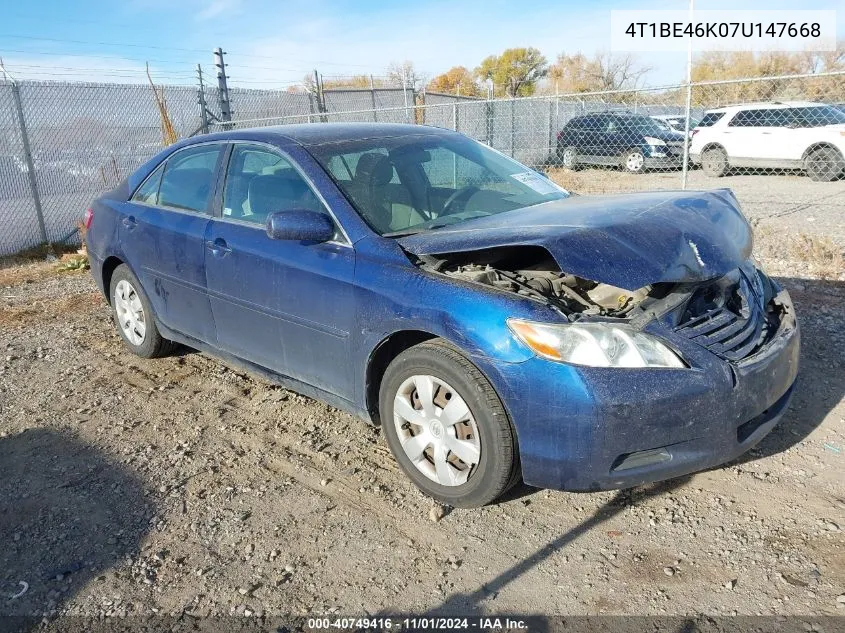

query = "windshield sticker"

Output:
[[511, 171, 564, 195]]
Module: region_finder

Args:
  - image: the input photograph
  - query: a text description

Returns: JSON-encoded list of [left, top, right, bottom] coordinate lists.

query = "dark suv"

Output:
[[556, 113, 686, 173]]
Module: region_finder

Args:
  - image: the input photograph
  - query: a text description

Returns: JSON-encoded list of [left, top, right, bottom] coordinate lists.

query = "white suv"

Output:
[[689, 101, 845, 181]]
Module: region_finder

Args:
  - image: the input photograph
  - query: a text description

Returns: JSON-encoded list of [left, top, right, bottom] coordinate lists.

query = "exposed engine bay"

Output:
[[416, 246, 656, 317]]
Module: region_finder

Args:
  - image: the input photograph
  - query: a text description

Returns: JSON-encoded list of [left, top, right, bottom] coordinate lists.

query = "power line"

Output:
[[7, 63, 196, 76], [0, 33, 381, 68], [0, 33, 211, 54], [0, 48, 199, 66]]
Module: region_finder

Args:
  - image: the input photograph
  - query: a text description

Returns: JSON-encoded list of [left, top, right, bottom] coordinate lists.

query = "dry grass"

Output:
[[789, 232, 845, 280], [753, 224, 845, 280]]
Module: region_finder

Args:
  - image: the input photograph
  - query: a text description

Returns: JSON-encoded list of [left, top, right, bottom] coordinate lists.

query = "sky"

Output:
[[0, 0, 843, 90]]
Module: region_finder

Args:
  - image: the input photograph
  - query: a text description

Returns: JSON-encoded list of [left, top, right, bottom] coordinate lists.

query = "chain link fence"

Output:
[[1, 72, 844, 256]]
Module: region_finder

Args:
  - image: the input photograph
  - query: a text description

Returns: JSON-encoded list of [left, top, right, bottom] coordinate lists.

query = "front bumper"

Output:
[[478, 289, 800, 492], [643, 155, 683, 169]]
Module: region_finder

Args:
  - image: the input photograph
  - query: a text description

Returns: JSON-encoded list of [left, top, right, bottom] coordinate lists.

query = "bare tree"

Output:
[[589, 52, 651, 91], [387, 61, 427, 90], [548, 52, 650, 93]]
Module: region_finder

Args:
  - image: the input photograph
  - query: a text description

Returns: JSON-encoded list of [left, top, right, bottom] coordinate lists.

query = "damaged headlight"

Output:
[[507, 319, 686, 368]]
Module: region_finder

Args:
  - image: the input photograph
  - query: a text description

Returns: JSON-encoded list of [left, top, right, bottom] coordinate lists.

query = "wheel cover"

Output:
[[809, 150, 834, 176], [704, 150, 725, 171], [626, 151, 644, 171], [562, 147, 576, 167], [393, 374, 481, 487], [114, 279, 146, 346]]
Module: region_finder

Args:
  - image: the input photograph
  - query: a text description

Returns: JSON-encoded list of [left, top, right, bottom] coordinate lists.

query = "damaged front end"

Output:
[[415, 245, 791, 367], [416, 245, 655, 319]]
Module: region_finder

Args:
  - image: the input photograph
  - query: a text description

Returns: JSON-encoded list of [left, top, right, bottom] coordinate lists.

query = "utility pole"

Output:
[[214, 47, 232, 127], [196, 64, 209, 134]]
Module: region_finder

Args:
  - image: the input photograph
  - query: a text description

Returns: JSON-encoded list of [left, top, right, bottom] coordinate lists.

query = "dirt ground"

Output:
[[0, 173, 844, 623]]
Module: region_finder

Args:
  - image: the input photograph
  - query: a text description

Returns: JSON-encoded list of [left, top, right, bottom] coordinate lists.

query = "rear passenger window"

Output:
[[131, 163, 164, 204], [158, 145, 222, 213], [223, 145, 327, 226], [698, 112, 725, 127]]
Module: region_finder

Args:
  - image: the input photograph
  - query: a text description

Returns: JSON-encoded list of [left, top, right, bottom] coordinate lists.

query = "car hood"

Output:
[[648, 129, 686, 142], [398, 189, 752, 291]]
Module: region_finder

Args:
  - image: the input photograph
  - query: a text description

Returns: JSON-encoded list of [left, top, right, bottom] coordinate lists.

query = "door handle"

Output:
[[122, 216, 137, 230], [206, 238, 232, 257]]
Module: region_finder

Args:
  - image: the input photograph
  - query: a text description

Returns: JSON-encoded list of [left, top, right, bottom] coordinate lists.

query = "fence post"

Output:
[[401, 67, 410, 123], [369, 75, 378, 122], [452, 101, 458, 131], [7, 77, 48, 246], [681, 0, 694, 189], [196, 64, 210, 134]]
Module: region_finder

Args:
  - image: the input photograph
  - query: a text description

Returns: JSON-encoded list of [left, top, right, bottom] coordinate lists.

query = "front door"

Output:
[[204, 143, 356, 398], [118, 143, 224, 344]]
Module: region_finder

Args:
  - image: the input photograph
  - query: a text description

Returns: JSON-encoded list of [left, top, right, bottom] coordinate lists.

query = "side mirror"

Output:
[[265, 209, 335, 243]]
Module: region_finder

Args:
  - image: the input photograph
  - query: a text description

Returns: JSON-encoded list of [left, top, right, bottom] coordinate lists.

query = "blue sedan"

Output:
[[85, 123, 800, 507]]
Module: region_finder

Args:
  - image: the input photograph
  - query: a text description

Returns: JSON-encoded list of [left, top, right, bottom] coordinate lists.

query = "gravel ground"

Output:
[[0, 176, 843, 622]]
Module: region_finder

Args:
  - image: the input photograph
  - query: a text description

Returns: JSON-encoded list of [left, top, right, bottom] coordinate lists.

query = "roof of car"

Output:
[[705, 101, 825, 113], [192, 122, 455, 147]]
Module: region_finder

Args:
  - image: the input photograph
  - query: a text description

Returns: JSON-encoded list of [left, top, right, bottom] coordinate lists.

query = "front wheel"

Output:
[[379, 340, 520, 508], [621, 148, 646, 173], [805, 146, 845, 182], [109, 264, 174, 358]]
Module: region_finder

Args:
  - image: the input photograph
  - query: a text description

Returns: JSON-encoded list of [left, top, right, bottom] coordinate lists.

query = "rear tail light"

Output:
[[556, 131, 563, 140], [690, 129, 699, 137], [83, 207, 94, 230]]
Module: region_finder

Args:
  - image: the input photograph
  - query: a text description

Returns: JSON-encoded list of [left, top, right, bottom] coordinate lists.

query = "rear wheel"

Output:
[[559, 146, 579, 170], [701, 146, 728, 177], [805, 146, 845, 182], [379, 339, 519, 508], [109, 264, 174, 358], [621, 148, 645, 173]]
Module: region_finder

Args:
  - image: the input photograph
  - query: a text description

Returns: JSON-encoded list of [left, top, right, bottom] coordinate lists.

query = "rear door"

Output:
[[722, 109, 764, 161], [204, 142, 357, 397], [751, 108, 796, 162], [119, 143, 224, 344], [579, 115, 605, 159]]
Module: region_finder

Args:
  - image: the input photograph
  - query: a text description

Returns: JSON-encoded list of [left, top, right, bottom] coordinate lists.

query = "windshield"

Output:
[[308, 133, 570, 236], [627, 116, 674, 136], [792, 105, 845, 126]]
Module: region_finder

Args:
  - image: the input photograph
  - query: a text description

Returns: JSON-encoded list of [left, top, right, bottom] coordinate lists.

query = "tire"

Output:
[[701, 146, 728, 177], [109, 264, 174, 358], [621, 148, 646, 173], [559, 145, 579, 170], [379, 339, 520, 508], [805, 146, 845, 182]]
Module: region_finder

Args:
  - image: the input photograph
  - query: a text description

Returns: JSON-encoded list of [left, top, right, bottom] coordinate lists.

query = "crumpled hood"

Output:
[[398, 189, 752, 291]]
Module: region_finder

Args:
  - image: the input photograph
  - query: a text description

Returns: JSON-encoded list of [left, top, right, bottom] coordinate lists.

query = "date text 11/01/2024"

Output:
[[307, 617, 528, 630]]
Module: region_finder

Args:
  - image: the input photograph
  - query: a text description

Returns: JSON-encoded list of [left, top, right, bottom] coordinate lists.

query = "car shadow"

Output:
[[406, 477, 691, 623], [0, 428, 152, 629]]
